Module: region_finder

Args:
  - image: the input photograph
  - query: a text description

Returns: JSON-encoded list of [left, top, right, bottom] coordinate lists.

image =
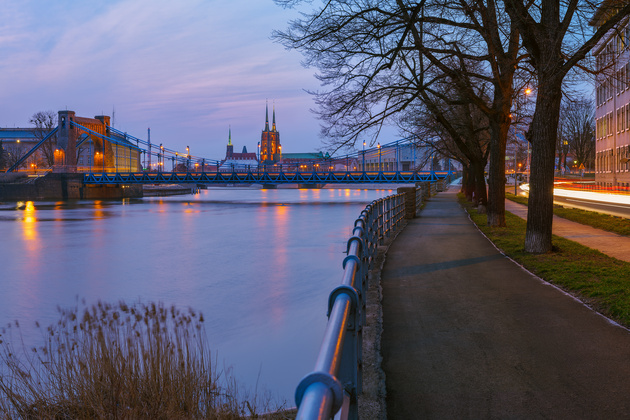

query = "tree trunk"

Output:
[[525, 79, 563, 253], [473, 159, 488, 213], [462, 165, 474, 201], [487, 117, 509, 227]]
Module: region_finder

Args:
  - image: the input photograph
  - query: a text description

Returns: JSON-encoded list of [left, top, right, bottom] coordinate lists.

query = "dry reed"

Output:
[[0, 300, 290, 419]]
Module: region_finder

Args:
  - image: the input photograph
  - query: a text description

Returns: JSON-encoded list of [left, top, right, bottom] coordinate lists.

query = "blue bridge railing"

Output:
[[82, 170, 449, 185], [294, 184, 434, 419]]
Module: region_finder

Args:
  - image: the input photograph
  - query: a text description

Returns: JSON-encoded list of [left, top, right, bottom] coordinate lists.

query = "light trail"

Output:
[[519, 183, 630, 206]]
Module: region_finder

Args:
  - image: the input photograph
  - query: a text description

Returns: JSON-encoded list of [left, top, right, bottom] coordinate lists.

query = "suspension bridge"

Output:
[[5, 111, 452, 186]]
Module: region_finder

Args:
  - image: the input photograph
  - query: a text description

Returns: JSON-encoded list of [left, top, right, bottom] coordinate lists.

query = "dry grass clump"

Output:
[[0, 300, 289, 419]]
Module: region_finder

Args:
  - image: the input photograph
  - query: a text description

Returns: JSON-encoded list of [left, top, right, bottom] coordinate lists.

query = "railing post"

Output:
[[397, 187, 417, 219]]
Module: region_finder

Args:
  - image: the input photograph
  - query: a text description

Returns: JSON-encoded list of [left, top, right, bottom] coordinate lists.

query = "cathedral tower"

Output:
[[260, 101, 281, 164], [226, 126, 234, 158]]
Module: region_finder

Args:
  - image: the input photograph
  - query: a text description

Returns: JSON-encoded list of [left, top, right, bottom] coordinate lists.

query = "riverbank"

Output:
[[0, 172, 143, 200]]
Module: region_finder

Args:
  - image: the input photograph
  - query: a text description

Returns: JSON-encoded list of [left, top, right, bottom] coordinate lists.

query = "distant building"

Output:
[[260, 102, 281, 164], [0, 128, 42, 170], [0, 112, 141, 172], [219, 128, 258, 171], [360, 143, 435, 171], [592, 3, 630, 188], [281, 152, 332, 171]]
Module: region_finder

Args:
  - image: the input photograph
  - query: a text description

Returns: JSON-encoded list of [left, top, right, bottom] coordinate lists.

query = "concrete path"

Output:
[[381, 189, 630, 419], [505, 199, 630, 263]]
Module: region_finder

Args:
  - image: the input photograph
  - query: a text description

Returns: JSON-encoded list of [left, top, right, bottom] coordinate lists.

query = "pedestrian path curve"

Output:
[[380, 189, 630, 419]]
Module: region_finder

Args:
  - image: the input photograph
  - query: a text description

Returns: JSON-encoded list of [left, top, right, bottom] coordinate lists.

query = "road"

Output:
[[516, 183, 630, 219], [553, 194, 630, 219]]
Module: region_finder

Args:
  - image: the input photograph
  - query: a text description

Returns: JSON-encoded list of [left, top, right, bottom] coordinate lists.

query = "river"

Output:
[[0, 186, 396, 403]]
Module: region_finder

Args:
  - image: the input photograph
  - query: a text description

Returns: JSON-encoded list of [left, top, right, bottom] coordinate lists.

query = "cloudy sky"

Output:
[[0, 0, 333, 159]]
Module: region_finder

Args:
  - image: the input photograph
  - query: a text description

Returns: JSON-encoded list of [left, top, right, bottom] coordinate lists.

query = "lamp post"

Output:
[[362, 140, 366, 171], [159, 144, 164, 173], [378, 142, 381, 172], [514, 145, 518, 195], [186, 146, 190, 172]]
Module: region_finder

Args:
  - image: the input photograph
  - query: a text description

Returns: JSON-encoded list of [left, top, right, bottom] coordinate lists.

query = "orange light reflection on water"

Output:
[[269, 203, 290, 325], [20, 201, 38, 245]]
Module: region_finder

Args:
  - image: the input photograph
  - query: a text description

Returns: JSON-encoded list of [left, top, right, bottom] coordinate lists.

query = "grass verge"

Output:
[[460, 194, 630, 328], [506, 192, 630, 236], [0, 300, 291, 419]]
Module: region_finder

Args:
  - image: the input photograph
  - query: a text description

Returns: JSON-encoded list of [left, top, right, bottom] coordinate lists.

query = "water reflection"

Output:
[[21, 201, 37, 244], [0, 187, 394, 401]]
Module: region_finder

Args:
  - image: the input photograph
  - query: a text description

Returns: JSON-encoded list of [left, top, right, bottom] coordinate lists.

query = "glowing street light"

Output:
[[362, 140, 366, 171], [378, 142, 382, 172]]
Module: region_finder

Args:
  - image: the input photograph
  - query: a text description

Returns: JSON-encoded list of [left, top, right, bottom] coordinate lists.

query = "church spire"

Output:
[[272, 102, 276, 132], [228, 126, 232, 145], [265, 100, 270, 132]]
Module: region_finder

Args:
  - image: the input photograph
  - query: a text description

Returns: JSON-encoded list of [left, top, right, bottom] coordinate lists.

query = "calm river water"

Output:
[[0, 187, 395, 403]]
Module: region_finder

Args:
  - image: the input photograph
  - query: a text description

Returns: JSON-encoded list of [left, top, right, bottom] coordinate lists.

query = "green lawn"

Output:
[[460, 195, 630, 327]]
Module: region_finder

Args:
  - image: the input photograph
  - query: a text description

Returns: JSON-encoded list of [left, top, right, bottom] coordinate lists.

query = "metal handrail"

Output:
[[295, 189, 413, 420]]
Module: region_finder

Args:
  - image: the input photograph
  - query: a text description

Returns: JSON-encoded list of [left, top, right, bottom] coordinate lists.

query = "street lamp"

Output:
[[159, 144, 164, 173], [186, 146, 190, 171], [378, 142, 381, 172], [362, 140, 366, 171]]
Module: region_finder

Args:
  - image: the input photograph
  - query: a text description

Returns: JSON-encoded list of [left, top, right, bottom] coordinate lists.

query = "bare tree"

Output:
[[398, 75, 491, 208], [275, 0, 528, 227], [4, 144, 28, 170], [556, 117, 571, 174], [30, 111, 57, 167], [561, 97, 595, 171], [0, 141, 6, 171], [503, 0, 630, 253]]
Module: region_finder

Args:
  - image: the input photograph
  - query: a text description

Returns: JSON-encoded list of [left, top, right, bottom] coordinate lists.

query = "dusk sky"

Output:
[[0, 0, 347, 159]]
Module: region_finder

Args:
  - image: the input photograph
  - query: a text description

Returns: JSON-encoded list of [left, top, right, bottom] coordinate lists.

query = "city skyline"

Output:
[[0, 0, 332, 159]]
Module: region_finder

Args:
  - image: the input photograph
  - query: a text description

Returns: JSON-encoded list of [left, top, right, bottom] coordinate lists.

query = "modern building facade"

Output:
[[359, 142, 437, 172], [0, 128, 42, 171], [593, 5, 630, 188]]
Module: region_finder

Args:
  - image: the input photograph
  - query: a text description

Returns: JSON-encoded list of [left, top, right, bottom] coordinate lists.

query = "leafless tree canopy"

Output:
[[504, 0, 630, 253], [0, 141, 6, 170], [30, 111, 57, 167], [560, 97, 595, 170]]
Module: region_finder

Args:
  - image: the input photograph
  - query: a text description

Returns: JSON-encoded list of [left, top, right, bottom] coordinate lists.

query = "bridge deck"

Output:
[[83, 170, 450, 185], [381, 189, 630, 418]]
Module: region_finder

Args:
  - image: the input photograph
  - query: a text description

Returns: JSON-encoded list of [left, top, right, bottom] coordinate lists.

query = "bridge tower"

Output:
[[260, 102, 281, 164], [55, 110, 78, 172]]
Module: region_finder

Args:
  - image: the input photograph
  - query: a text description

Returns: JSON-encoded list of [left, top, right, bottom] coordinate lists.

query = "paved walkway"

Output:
[[381, 189, 630, 419], [505, 199, 630, 263]]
